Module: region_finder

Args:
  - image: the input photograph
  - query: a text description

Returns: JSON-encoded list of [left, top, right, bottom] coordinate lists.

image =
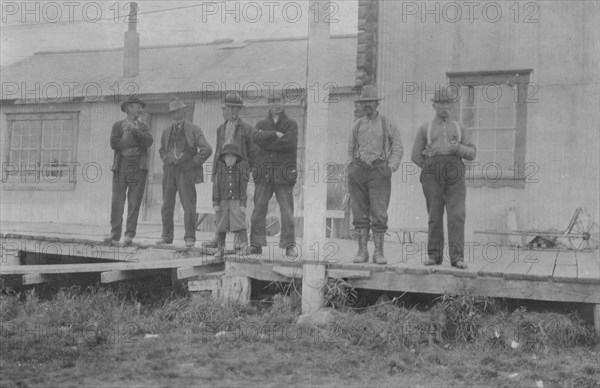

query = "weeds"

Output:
[[323, 278, 358, 310]]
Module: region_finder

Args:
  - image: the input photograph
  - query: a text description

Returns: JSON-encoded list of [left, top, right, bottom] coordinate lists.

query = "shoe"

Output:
[[372, 232, 387, 265], [285, 246, 298, 258], [451, 260, 468, 269], [185, 239, 195, 248], [352, 228, 369, 263], [123, 236, 133, 245], [103, 236, 119, 244], [247, 245, 262, 255], [214, 245, 225, 258], [201, 236, 219, 249], [155, 238, 172, 245], [424, 257, 441, 266]]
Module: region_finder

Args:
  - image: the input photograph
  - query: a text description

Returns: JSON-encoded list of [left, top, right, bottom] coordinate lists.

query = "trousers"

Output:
[[161, 160, 197, 242], [110, 158, 147, 240], [347, 159, 392, 234], [250, 183, 295, 248], [420, 155, 466, 263]]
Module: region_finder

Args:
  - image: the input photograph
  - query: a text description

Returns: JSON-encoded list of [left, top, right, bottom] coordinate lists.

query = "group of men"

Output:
[[106, 84, 477, 268], [347, 85, 476, 269], [105, 91, 299, 258]]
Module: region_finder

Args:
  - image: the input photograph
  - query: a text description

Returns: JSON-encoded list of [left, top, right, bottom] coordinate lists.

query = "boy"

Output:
[[212, 143, 250, 258]]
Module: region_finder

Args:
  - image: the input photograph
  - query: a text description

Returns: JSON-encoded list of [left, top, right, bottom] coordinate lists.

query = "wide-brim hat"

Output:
[[120, 97, 146, 112], [355, 84, 383, 102], [222, 92, 244, 107], [219, 143, 244, 160], [169, 96, 187, 112], [431, 89, 458, 103]]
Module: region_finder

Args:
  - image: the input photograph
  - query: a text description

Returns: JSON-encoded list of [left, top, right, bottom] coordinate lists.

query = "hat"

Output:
[[220, 143, 244, 160], [120, 96, 146, 113], [431, 89, 458, 103], [222, 92, 244, 107], [355, 85, 383, 102], [168, 96, 187, 112]]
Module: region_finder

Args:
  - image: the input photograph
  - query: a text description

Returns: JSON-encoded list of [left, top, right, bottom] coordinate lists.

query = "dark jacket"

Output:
[[211, 118, 257, 182], [110, 119, 153, 172], [212, 157, 250, 207], [159, 120, 212, 183], [251, 111, 298, 185]]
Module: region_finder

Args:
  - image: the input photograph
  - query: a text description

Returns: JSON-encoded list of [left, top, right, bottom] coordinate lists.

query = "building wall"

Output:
[[0, 101, 118, 225], [377, 0, 600, 240], [1, 92, 357, 227]]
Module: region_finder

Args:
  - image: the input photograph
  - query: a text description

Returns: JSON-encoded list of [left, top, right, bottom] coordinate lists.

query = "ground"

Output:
[[0, 280, 599, 388]]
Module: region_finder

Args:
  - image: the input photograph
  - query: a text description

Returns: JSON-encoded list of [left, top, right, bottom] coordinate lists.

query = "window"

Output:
[[4, 112, 79, 190], [447, 69, 533, 187]]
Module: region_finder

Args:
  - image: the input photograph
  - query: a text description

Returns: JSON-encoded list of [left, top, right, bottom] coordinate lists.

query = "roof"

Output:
[[1, 35, 357, 101]]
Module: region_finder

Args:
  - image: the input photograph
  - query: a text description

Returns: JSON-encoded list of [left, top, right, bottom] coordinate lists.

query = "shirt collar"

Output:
[[364, 112, 380, 123]]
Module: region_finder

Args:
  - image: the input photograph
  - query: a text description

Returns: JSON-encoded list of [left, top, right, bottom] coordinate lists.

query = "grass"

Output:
[[0, 281, 599, 387]]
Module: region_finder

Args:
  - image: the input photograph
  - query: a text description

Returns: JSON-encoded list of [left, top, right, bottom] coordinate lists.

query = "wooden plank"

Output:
[[576, 251, 600, 284], [478, 245, 516, 277], [0, 257, 222, 275], [552, 264, 579, 283], [22, 273, 53, 285], [526, 250, 558, 281], [176, 263, 225, 280], [503, 247, 541, 281], [556, 251, 577, 266], [272, 265, 303, 279], [101, 270, 142, 283], [327, 269, 371, 279], [302, 263, 326, 314], [226, 261, 291, 282], [347, 272, 600, 303], [188, 278, 222, 292]]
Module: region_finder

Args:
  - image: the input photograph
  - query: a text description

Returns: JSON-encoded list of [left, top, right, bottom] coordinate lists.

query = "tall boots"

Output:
[[372, 232, 387, 265], [352, 228, 369, 263], [352, 229, 387, 265]]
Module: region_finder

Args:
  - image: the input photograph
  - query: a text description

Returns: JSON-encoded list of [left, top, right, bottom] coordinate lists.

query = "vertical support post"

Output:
[[594, 304, 600, 337], [221, 261, 251, 305], [302, 0, 331, 314]]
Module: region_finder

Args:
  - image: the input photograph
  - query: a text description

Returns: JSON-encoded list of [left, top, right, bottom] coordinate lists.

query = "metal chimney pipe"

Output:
[[123, 2, 139, 78]]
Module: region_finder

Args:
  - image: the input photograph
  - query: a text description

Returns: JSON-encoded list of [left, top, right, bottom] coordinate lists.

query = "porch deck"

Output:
[[1, 222, 599, 332]]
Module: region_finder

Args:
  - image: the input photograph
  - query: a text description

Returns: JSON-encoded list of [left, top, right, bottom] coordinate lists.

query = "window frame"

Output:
[[3, 111, 80, 191], [446, 69, 533, 188]]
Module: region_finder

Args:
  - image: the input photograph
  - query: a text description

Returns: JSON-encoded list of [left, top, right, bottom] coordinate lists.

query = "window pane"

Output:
[[476, 130, 495, 150], [30, 121, 42, 148], [477, 151, 495, 169], [496, 107, 515, 128], [478, 108, 495, 128], [60, 150, 70, 163], [41, 150, 52, 163], [495, 130, 514, 151]]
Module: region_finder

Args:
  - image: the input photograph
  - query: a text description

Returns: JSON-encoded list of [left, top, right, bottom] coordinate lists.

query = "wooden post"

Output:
[[221, 261, 251, 305], [594, 304, 600, 337], [301, 0, 331, 314]]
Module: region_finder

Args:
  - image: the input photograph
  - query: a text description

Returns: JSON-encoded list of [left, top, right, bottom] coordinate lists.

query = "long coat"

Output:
[[251, 111, 298, 185], [159, 120, 212, 183]]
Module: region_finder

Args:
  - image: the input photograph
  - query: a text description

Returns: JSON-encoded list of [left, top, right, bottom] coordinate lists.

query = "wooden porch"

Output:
[[1, 222, 599, 334]]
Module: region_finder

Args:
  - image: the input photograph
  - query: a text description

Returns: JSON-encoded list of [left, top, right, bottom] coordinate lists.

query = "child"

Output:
[[212, 143, 250, 258]]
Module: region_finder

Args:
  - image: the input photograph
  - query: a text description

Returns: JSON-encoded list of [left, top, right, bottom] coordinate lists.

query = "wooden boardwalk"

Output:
[[1, 222, 599, 332]]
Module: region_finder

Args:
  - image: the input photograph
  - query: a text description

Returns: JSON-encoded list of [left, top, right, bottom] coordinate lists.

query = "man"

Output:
[[202, 92, 256, 251], [156, 96, 212, 248], [249, 90, 299, 257], [347, 85, 403, 265], [105, 96, 153, 245], [411, 89, 477, 269]]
